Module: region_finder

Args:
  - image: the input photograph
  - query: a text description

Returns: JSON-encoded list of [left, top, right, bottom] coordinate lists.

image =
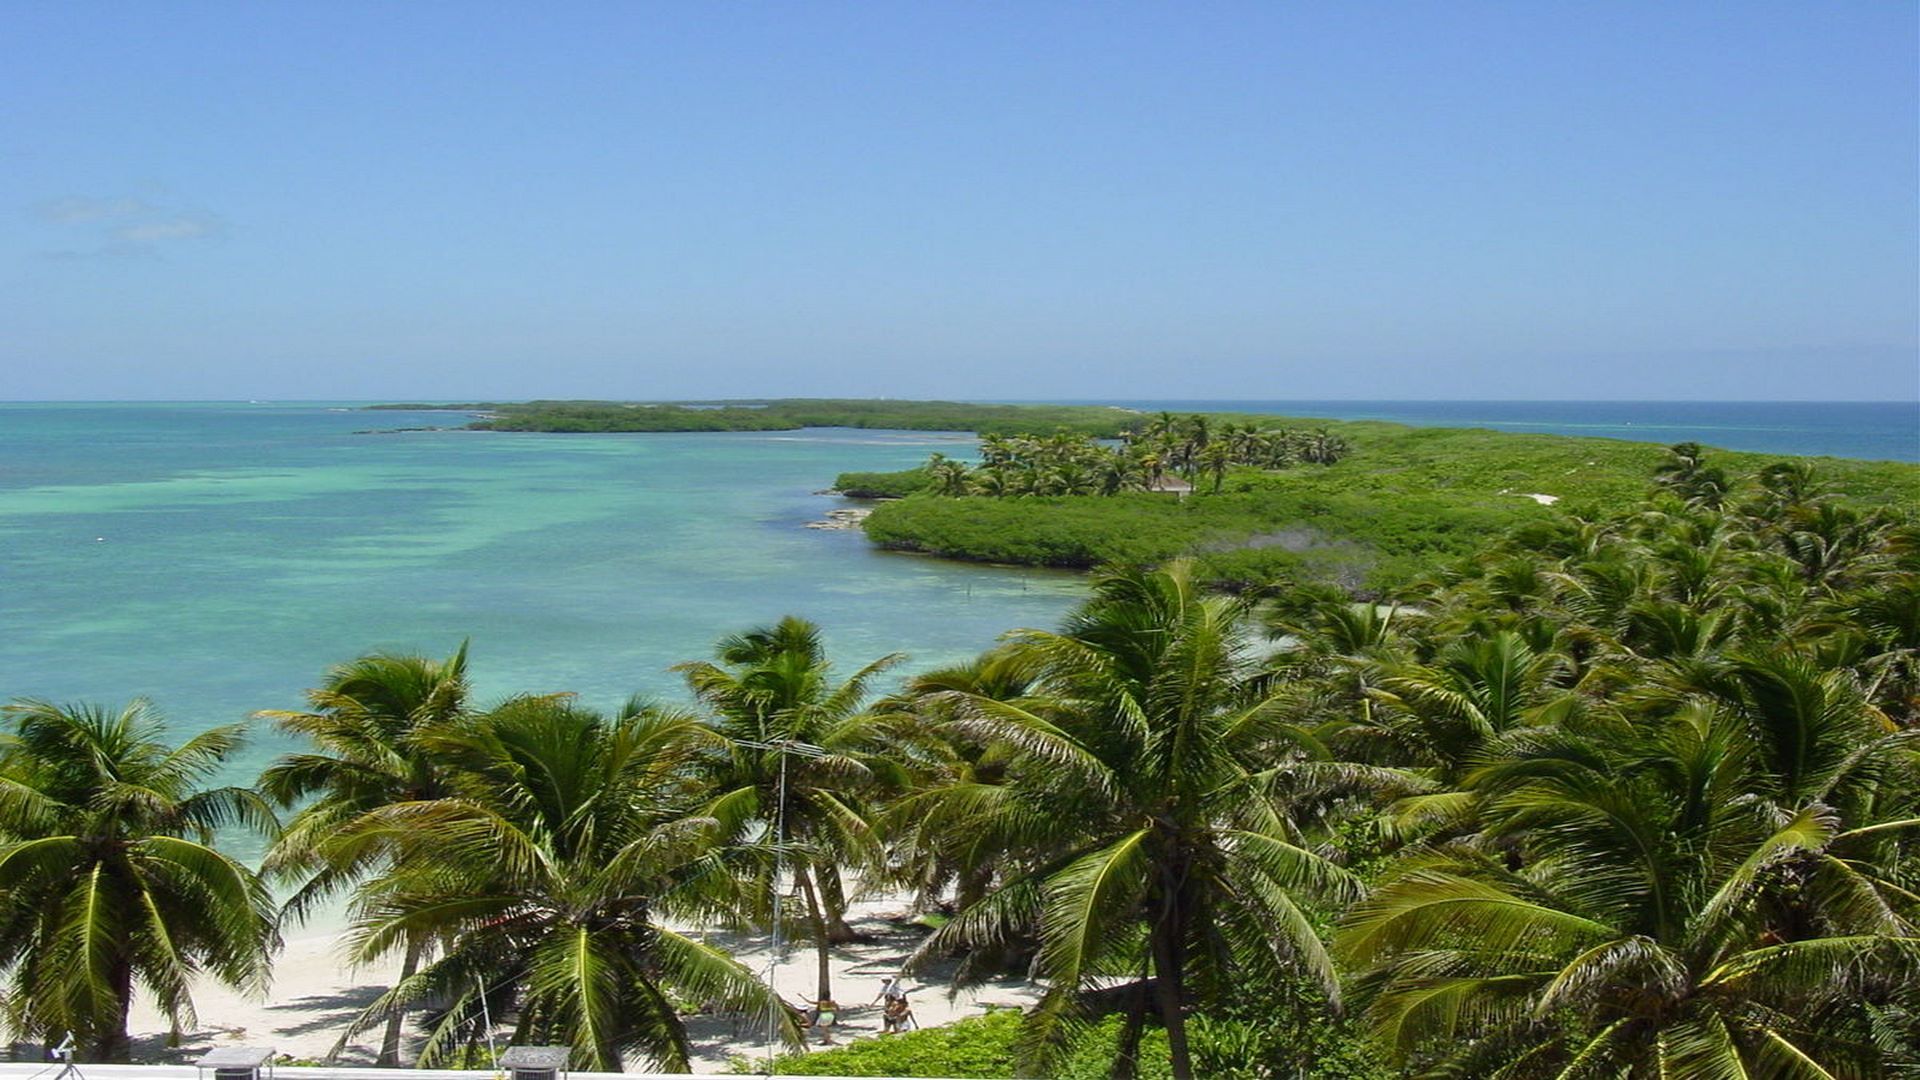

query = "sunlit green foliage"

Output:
[[835, 466, 934, 498], [748, 1008, 1022, 1077], [256, 645, 473, 1064], [909, 416, 1349, 499], [0, 701, 279, 1060], [322, 699, 798, 1071], [3, 439, 1915, 1078], [675, 616, 905, 1003], [859, 426, 1918, 592]]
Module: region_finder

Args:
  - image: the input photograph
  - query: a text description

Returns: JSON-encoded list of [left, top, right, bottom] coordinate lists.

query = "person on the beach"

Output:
[[801, 997, 840, 1044], [874, 977, 912, 1034]]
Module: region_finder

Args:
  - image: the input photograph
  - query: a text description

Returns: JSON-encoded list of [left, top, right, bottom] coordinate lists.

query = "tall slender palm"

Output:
[[329, 697, 796, 1070], [0, 699, 278, 1060], [256, 645, 472, 1065], [913, 563, 1361, 1079], [1197, 441, 1233, 493], [674, 616, 904, 1004]]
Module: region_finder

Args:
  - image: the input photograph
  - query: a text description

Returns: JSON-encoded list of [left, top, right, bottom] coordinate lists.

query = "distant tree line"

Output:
[[922, 413, 1351, 498], [441, 399, 1145, 437]]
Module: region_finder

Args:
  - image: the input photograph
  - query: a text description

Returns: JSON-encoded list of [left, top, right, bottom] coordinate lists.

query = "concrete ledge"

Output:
[[0, 1065, 979, 1080]]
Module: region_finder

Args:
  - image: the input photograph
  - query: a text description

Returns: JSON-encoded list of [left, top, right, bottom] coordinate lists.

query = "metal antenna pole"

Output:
[[768, 748, 788, 1076], [735, 737, 825, 1075], [476, 975, 497, 1066], [33, 1033, 84, 1080]]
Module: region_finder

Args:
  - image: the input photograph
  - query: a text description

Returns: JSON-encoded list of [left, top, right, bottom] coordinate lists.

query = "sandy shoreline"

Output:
[[127, 898, 1041, 1074]]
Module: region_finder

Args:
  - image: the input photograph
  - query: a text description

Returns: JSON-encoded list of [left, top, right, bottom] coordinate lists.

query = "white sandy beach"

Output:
[[127, 898, 1042, 1075]]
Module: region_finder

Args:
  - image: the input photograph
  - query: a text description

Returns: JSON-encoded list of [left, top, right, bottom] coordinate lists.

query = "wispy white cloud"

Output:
[[33, 194, 222, 258], [115, 217, 217, 243], [38, 197, 159, 224]]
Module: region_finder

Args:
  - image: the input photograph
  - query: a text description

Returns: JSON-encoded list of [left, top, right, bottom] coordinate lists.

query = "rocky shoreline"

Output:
[[805, 507, 872, 530]]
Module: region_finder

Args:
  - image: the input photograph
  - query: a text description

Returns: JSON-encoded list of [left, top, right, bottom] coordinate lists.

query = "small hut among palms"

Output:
[[1149, 475, 1193, 496]]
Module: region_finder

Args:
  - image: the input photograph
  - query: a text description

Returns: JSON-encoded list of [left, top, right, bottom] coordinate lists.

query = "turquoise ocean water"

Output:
[[3, 397, 1913, 805], [0, 403, 1084, 809]]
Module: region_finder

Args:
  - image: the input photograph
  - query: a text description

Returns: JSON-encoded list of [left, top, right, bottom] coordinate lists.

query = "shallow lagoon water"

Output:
[[0, 404, 1083, 793]]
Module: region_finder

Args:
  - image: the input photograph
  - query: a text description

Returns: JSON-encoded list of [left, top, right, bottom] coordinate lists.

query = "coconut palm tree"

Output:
[[327, 697, 796, 1071], [1337, 698, 1919, 1077], [923, 452, 972, 496], [1654, 441, 1731, 508], [0, 699, 279, 1060], [674, 617, 904, 1005], [1302, 429, 1349, 465], [1198, 441, 1233, 493], [912, 563, 1361, 1079], [1365, 631, 1581, 786], [876, 646, 1043, 923], [256, 645, 473, 1065]]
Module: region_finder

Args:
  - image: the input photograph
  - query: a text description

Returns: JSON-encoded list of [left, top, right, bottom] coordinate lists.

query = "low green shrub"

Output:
[[857, 425, 1919, 594], [835, 467, 933, 498], [743, 1009, 1021, 1077]]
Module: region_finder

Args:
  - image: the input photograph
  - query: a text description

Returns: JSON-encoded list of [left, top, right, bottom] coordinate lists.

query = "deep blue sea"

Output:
[[1077, 400, 1919, 463]]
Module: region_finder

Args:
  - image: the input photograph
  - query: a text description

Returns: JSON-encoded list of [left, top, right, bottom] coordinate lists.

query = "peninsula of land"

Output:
[[368, 399, 1920, 597]]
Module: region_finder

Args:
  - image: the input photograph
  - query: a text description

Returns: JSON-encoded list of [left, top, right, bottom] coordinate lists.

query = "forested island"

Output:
[[364, 399, 1919, 590], [368, 398, 1145, 435], [839, 417, 1920, 594]]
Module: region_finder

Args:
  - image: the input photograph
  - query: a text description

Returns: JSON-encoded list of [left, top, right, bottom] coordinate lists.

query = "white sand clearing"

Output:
[[126, 898, 1043, 1075]]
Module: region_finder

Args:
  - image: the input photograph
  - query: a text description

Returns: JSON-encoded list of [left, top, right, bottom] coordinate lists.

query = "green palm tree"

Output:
[[1198, 441, 1233, 493], [913, 563, 1361, 1079], [0, 699, 278, 1060], [1654, 441, 1730, 508], [1337, 700, 1918, 1076], [923, 452, 972, 496], [328, 697, 796, 1071], [877, 646, 1043, 923], [674, 616, 904, 1004], [256, 645, 472, 1065], [1366, 630, 1579, 786]]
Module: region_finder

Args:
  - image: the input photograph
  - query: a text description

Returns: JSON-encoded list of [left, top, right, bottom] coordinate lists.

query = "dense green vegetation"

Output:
[[751, 1007, 1387, 1079], [443, 398, 1146, 436], [863, 487, 1522, 590], [751, 1009, 1021, 1076], [835, 466, 933, 499], [909, 415, 1351, 498], [2, 453, 1914, 1076], [858, 430, 1920, 592]]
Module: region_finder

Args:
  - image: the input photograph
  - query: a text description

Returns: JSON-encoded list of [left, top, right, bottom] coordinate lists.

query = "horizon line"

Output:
[[2, 397, 1915, 407]]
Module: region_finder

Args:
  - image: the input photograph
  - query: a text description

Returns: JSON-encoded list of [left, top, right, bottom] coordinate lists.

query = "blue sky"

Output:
[[3, 2, 1915, 401]]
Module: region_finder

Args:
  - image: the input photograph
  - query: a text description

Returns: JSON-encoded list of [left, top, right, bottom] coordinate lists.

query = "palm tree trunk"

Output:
[[99, 958, 135, 1062], [1109, 978, 1151, 1080], [795, 866, 834, 1003], [1150, 897, 1193, 1080], [956, 862, 991, 914], [378, 933, 425, 1065], [819, 863, 859, 944]]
